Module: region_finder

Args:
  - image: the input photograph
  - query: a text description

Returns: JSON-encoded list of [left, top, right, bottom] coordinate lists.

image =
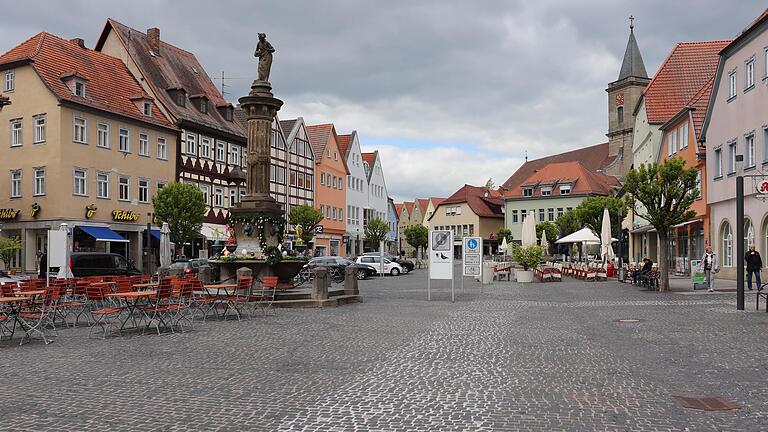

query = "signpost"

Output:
[[461, 236, 483, 296], [428, 230, 453, 301]]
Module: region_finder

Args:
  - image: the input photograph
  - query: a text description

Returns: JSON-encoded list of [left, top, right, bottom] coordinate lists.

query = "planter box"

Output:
[[516, 270, 534, 283]]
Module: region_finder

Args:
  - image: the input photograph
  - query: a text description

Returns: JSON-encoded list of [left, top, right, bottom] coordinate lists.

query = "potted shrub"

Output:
[[512, 244, 543, 283]]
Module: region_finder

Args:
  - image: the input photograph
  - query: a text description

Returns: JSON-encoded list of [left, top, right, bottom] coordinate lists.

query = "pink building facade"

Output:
[[702, 11, 768, 280]]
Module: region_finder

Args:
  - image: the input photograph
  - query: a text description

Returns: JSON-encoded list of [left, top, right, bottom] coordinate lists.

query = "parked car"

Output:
[[0, 270, 25, 287], [304, 256, 376, 280], [169, 258, 209, 275], [360, 252, 414, 273], [39, 252, 142, 278], [355, 256, 405, 276]]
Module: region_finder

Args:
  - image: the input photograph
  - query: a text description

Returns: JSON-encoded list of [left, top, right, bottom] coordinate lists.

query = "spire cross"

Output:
[[629, 15, 635, 31]]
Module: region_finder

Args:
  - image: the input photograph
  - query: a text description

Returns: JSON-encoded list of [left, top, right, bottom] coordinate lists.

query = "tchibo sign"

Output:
[[111, 210, 140, 222]]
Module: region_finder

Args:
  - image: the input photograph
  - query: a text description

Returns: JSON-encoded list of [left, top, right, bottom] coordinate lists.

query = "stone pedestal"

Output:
[[198, 265, 212, 284], [312, 268, 330, 300], [344, 266, 359, 295]]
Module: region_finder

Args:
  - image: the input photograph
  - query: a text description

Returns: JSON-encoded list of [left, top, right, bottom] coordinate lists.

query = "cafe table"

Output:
[[0, 296, 33, 342], [132, 282, 158, 291], [202, 284, 238, 319], [105, 290, 156, 331]]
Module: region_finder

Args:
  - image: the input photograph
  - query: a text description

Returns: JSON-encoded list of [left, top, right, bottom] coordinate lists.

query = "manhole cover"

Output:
[[673, 396, 740, 411], [615, 319, 643, 323]]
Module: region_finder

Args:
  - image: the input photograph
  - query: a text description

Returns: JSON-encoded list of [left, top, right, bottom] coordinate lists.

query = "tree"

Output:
[[404, 225, 428, 258], [574, 196, 627, 239], [0, 236, 22, 270], [365, 218, 390, 251], [497, 228, 513, 244], [152, 182, 206, 248], [288, 205, 324, 245], [623, 157, 699, 292], [555, 210, 580, 237], [536, 222, 559, 253]]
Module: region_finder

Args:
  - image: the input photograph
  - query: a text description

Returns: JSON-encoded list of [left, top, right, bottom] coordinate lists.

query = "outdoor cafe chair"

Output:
[[250, 276, 278, 317], [18, 286, 61, 345], [85, 283, 124, 339], [189, 278, 218, 321], [143, 277, 174, 335], [167, 281, 194, 332], [225, 276, 253, 321]]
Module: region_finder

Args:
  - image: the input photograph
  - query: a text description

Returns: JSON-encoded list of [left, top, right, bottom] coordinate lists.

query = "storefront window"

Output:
[[721, 222, 733, 267], [744, 219, 755, 251]]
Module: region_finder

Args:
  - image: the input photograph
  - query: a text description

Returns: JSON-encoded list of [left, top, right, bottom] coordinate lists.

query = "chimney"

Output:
[[70, 38, 86, 48], [147, 27, 160, 54]]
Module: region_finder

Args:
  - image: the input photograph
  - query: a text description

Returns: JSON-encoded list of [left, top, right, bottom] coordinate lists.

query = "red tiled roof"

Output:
[[438, 185, 504, 219], [306, 123, 334, 161], [395, 203, 404, 217], [0, 32, 174, 130], [95, 19, 242, 138], [686, 76, 715, 140], [404, 201, 415, 215], [416, 198, 429, 215], [643, 40, 731, 124], [501, 142, 611, 190], [429, 197, 446, 208], [505, 161, 619, 198], [337, 133, 352, 159], [361, 152, 376, 167]]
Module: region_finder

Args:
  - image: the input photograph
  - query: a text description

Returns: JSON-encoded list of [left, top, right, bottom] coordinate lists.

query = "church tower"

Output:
[[605, 17, 651, 177]]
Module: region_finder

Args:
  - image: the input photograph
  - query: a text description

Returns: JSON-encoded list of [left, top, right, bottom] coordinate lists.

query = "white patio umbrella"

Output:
[[555, 227, 601, 244], [540, 228, 549, 253], [521, 213, 537, 247], [56, 223, 73, 279], [159, 222, 172, 268], [600, 208, 615, 261], [499, 236, 508, 254]]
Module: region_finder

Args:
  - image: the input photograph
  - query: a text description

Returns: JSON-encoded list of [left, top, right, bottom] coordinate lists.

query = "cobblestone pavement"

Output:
[[2, 271, 768, 431]]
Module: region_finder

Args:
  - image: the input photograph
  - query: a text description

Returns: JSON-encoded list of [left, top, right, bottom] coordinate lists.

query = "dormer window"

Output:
[[190, 94, 208, 114], [143, 102, 152, 116], [559, 184, 571, 195], [523, 187, 533, 197], [167, 87, 187, 107], [540, 186, 552, 196], [61, 71, 89, 97], [130, 93, 154, 117], [74, 80, 85, 97], [200, 99, 207, 113], [217, 104, 234, 121]]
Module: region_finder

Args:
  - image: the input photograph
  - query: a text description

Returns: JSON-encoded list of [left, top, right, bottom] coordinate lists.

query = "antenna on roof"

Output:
[[218, 71, 229, 98]]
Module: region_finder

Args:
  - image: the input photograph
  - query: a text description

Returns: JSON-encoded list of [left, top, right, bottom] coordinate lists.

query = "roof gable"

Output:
[[306, 123, 349, 173], [505, 161, 619, 198], [436, 184, 504, 219], [501, 142, 611, 190]]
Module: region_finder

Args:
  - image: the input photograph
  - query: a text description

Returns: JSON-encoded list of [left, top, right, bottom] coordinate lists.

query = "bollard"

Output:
[[344, 266, 359, 295], [312, 267, 330, 300]]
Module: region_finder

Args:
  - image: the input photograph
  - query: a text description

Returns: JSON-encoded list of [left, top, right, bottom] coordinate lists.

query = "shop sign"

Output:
[[0, 208, 19, 220], [85, 204, 97, 219], [112, 209, 140, 222], [315, 225, 324, 234], [30, 203, 41, 218]]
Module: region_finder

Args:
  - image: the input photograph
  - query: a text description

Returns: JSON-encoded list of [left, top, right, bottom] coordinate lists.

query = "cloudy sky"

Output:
[[2, 1, 766, 201]]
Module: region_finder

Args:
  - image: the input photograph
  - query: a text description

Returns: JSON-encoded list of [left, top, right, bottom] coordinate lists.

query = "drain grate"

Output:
[[673, 396, 741, 411]]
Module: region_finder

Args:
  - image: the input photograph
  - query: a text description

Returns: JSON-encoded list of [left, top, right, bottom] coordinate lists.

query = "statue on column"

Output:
[[255, 33, 275, 83]]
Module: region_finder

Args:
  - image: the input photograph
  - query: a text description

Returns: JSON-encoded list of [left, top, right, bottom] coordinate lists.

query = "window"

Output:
[[297, 172, 304, 188], [10, 170, 21, 198], [157, 182, 166, 190], [97, 172, 109, 199], [320, 172, 325, 185], [229, 189, 237, 206], [538, 209, 545, 222], [176, 91, 185, 107], [523, 188, 533, 197], [216, 141, 225, 162], [728, 71, 737, 99], [33, 168, 45, 195], [727, 141, 737, 174], [679, 123, 688, 149], [559, 184, 571, 195], [695, 170, 702, 199], [326, 206, 330, 219], [667, 129, 677, 155], [744, 219, 755, 252], [118, 176, 130, 201], [10, 119, 22, 147], [745, 133, 755, 168], [764, 127, 768, 163], [73, 168, 87, 196], [617, 106, 624, 125], [73, 117, 87, 143], [306, 175, 313, 190], [4, 70, 14, 92], [214, 187, 223, 207], [119, 128, 130, 152], [333, 207, 337, 220], [290, 171, 296, 186], [74, 80, 85, 97], [230, 145, 240, 165], [722, 222, 733, 266], [186, 133, 197, 155], [714, 147, 722, 177], [135, 179, 148, 203], [332, 176, 337, 189], [97, 122, 110, 148], [540, 186, 552, 196], [548, 208, 554, 222], [33, 115, 46, 143], [157, 137, 167, 160], [199, 99, 207, 114], [200, 185, 209, 205], [745, 57, 755, 89], [143, 101, 152, 116], [557, 208, 564, 218], [200, 137, 211, 159], [765, 48, 768, 79], [139, 132, 149, 156]]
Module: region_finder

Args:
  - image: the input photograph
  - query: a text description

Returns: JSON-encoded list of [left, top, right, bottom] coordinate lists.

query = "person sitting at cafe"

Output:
[[632, 258, 652, 284]]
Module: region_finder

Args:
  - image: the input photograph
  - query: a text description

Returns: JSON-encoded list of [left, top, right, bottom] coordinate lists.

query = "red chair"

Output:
[[18, 286, 61, 345], [143, 278, 174, 335], [250, 276, 278, 317], [86, 284, 123, 339], [225, 276, 253, 321]]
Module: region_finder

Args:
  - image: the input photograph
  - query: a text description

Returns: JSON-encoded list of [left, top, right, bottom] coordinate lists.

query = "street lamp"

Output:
[[735, 154, 744, 310]]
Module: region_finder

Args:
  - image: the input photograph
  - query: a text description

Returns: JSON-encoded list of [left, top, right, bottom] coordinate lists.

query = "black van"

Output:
[[39, 252, 142, 278]]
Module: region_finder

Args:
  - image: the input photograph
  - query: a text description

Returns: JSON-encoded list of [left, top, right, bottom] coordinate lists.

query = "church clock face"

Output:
[[615, 93, 625, 107]]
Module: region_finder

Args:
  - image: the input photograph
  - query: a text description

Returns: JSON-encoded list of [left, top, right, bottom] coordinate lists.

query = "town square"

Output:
[[1, 1, 768, 431]]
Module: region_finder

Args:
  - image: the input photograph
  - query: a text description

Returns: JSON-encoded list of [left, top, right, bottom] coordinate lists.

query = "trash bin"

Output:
[[607, 263, 615, 278]]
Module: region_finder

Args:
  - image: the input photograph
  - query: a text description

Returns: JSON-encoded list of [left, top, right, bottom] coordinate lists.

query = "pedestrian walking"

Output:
[[745, 244, 763, 291], [697, 246, 720, 292]]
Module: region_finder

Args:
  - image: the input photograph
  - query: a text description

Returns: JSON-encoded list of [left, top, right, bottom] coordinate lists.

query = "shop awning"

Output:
[[149, 229, 161, 240], [671, 219, 703, 229], [200, 223, 228, 241], [78, 225, 129, 242], [631, 225, 656, 234]]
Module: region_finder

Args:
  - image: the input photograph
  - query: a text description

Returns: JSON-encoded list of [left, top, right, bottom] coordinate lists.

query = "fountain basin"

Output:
[[210, 259, 306, 285]]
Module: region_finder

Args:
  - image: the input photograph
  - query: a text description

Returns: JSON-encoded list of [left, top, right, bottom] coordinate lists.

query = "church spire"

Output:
[[617, 15, 648, 80]]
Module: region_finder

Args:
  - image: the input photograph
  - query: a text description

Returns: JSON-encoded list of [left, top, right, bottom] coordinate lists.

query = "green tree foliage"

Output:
[[0, 236, 22, 269], [404, 225, 429, 257], [535, 222, 559, 253], [574, 196, 627, 239], [497, 228, 513, 244], [511, 244, 544, 270], [365, 218, 390, 250], [555, 210, 580, 237], [288, 205, 324, 245], [623, 157, 699, 291], [152, 182, 206, 246]]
